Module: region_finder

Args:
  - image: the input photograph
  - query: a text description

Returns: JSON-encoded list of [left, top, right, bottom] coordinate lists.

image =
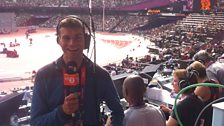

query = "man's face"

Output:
[[58, 27, 85, 62]]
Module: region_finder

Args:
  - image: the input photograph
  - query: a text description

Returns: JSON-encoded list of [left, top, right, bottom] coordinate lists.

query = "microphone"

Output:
[[64, 61, 80, 117], [65, 61, 77, 74], [64, 61, 80, 94]]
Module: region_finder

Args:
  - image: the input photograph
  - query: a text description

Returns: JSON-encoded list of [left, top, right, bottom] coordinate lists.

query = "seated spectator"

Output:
[[189, 61, 219, 126], [110, 70, 116, 76], [193, 50, 224, 96], [22, 87, 32, 104], [189, 61, 219, 101], [161, 69, 204, 126], [192, 50, 214, 68], [206, 53, 224, 97], [122, 75, 165, 126]]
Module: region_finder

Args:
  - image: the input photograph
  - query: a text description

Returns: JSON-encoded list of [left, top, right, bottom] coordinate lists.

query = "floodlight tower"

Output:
[[102, 0, 105, 31]]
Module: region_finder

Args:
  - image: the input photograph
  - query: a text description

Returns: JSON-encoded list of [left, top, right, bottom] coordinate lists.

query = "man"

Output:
[[122, 75, 165, 126], [31, 16, 124, 126], [206, 54, 224, 85], [189, 61, 219, 126], [193, 50, 224, 96], [206, 54, 224, 97], [192, 50, 214, 68]]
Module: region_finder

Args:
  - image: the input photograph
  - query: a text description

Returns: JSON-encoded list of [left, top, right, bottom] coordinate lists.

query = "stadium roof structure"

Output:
[[115, 0, 171, 11]]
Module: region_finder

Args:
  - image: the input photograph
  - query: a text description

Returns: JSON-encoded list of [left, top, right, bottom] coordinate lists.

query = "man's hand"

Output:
[[62, 93, 79, 115], [160, 104, 171, 114]]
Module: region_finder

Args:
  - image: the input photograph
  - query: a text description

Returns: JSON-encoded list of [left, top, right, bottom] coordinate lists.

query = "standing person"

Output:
[[122, 75, 165, 126], [25, 31, 29, 39], [31, 16, 124, 126], [23, 86, 32, 105], [29, 38, 33, 45], [31, 70, 36, 82]]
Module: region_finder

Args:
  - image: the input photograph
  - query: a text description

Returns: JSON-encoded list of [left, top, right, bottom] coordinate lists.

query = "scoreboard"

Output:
[[201, 0, 211, 10], [193, 0, 224, 12]]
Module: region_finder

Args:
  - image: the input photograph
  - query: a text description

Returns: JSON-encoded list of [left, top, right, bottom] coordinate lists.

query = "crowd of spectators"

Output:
[[36, 14, 148, 33], [100, 14, 224, 126], [15, 13, 32, 26], [0, 13, 17, 34], [136, 13, 224, 61], [98, 12, 224, 79], [5, 11, 224, 79], [2, 5, 224, 126], [13, 12, 224, 65], [0, 0, 148, 8]]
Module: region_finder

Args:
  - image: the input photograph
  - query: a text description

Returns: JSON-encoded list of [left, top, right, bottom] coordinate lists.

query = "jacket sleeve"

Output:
[[206, 67, 219, 83], [30, 70, 71, 126], [101, 71, 124, 126]]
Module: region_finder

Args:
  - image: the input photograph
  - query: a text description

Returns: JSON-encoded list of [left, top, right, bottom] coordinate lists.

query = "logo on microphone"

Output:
[[64, 73, 79, 86], [68, 77, 75, 83]]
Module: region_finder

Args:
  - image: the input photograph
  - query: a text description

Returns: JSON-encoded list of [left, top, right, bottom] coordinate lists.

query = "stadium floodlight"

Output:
[[103, 0, 105, 31]]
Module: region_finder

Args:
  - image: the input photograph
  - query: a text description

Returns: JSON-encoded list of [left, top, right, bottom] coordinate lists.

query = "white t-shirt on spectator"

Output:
[[123, 103, 165, 126]]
